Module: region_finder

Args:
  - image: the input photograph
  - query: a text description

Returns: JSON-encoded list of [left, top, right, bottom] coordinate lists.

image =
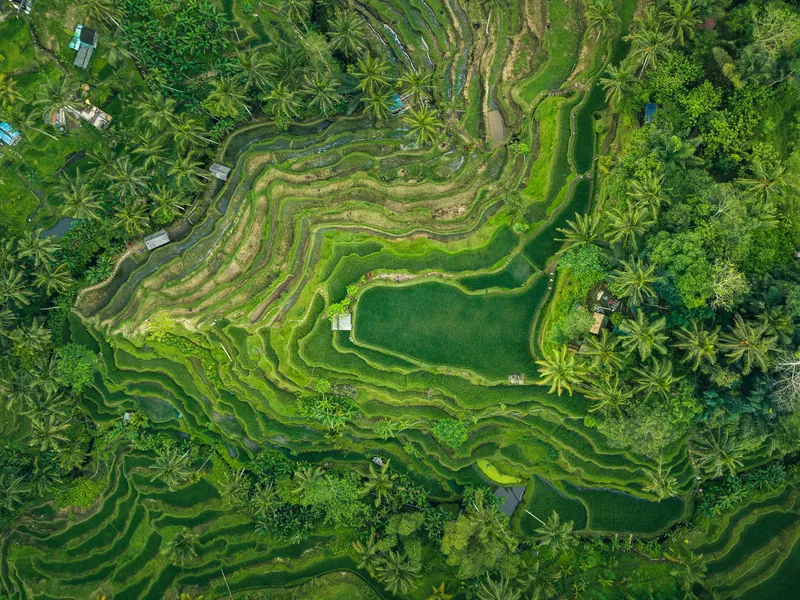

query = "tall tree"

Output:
[[620, 313, 669, 361], [33, 264, 73, 296], [55, 169, 102, 221], [353, 55, 391, 94], [586, 0, 621, 42], [404, 106, 444, 146], [674, 321, 719, 371], [105, 156, 149, 199], [203, 76, 251, 118], [363, 89, 394, 121], [162, 528, 198, 565], [135, 92, 177, 132], [361, 460, 394, 507], [0, 74, 23, 107], [35, 77, 81, 126], [535, 345, 587, 396], [534, 510, 575, 553], [634, 358, 679, 401], [719, 314, 778, 375], [397, 69, 434, 105], [234, 50, 272, 92], [605, 203, 654, 251], [151, 448, 192, 490], [476, 576, 522, 600], [303, 71, 342, 116], [328, 11, 368, 59], [628, 171, 668, 220], [582, 329, 625, 373], [625, 28, 673, 75], [374, 551, 421, 595], [264, 82, 300, 125], [691, 429, 747, 478], [600, 63, 637, 109], [661, 0, 699, 46], [585, 377, 633, 416], [557, 212, 606, 250], [17, 232, 59, 269], [609, 258, 659, 306]]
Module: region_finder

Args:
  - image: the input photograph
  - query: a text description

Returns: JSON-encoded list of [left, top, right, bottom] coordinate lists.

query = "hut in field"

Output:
[[331, 312, 352, 331], [144, 230, 170, 251], [209, 163, 231, 181]]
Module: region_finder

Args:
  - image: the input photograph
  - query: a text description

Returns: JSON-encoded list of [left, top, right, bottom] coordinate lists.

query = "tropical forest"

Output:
[[1, 0, 800, 598]]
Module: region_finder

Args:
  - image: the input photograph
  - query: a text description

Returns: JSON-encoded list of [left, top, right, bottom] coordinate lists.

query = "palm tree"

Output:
[[169, 155, 211, 191], [0, 74, 23, 107], [719, 314, 777, 375], [582, 329, 624, 373], [135, 92, 177, 131], [605, 203, 654, 251], [757, 305, 795, 346], [363, 89, 394, 121], [362, 460, 393, 506], [535, 345, 586, 397], [35, 77, 81, 126], [352, 535, 382, 576], [374, 550, 421, 595], [162, 528, 198, 565], [625, 28, 673, 75], [29, 415, 71, 453], [404, 105, 444, 146], [427, 583, 454, 600], [620, 313, 669, 361], [219, 469, 251, 506], [204, 76, 251, 118], [674, 321, 719, 371], [634, 358, 679, 401], [353, 55, 391, 94], [293, 465, 324, 499], [556, 212, 606, 249], [114, 200, 150, 237], [609, 258, 659, 306], [523, 561, 558, 600], [600, 63, 637, 109], [7, 321, 51, 359], [79, 0, 122, 28], [150, 184, 188, 223], [586, 0, 621, 42], [103, 26, 132, 65], [33, 264, 73, 296], [265, 45, 307, 88], [661, 0, 699, 46], [250, 482, 278, 518], [585, 377, 633, 416], [172, 113, 215, 151], [303, 71, 342, 116], [234, 50, 272, 92], [534, 510, 575, 553], [0, 473, 29, 511], [55, 169, 102, 221], [105, 156, 148, 199], [29, 457, 63, 497], [477, 576, 522, 600], [0, 268, 33, 307], [151, 448, 192, 490], [736, 160, 795, 204], [643, 457, 679, 501], [691, 429, 746, 478], [397, 69, 434, 105], [265, 82, 300, 123], [132, 134, 169, 170], [17, 232, 59, 269], [628, 171, 668, 220], [328, 11, 367, 59], [273, 0, 311, 25]]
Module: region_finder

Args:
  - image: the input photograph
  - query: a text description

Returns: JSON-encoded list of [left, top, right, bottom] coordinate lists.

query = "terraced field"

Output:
[[69, 0, 686, 512], [3, 0, 720, 598], [0, 449, 391, 600]]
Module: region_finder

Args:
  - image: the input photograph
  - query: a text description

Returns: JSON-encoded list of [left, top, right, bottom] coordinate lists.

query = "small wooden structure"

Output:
[[590, 311, 608, 335], [144, 230, 170, 251], [209, 163, 231, 181], [331, 313, 352, 331]]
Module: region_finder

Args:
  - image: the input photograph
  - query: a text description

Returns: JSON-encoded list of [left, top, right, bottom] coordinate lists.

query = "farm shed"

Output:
[[590, 311, 607, 335], [209, 163, 231, 181], [144, 230, 171, 251], [69, 25, 97, 69], [331, 313, 352, 331]]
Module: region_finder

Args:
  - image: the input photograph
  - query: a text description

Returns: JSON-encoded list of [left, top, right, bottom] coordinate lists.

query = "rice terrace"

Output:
[[2, 0, 800, 599]]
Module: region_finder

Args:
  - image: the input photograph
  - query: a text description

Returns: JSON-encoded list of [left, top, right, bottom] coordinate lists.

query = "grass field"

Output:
[[353, 278, 545, 380]]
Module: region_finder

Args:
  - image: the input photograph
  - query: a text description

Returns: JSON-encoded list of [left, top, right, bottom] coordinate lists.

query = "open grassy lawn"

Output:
[[353, 277, 546, 380]]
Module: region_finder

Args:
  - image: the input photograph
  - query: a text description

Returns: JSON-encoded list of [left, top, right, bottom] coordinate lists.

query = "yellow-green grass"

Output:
[[476, 459, 525, 485]]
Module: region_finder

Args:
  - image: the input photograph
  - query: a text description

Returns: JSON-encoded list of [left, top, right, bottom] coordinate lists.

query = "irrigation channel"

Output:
[[17, 0, 790, 598]]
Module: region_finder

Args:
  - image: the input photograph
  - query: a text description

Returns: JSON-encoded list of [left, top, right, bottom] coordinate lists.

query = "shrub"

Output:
[[432, 419, 468, 449]]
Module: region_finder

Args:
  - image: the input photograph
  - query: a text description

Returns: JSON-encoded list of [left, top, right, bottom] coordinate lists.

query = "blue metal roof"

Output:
[[644, 103, 657, 123], [0, 121, 21, 146]]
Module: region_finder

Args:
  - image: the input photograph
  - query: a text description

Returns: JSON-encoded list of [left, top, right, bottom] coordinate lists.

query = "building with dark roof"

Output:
[[69, 25, 97, 70], [144, 230, 171, 251]]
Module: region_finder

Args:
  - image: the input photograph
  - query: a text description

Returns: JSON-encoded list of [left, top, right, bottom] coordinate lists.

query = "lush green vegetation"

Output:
[[2, 0, 800, 598]]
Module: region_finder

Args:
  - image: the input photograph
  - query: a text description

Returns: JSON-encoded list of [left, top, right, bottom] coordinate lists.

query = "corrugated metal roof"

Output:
[[144, 230, 170, 250], [74, 45, 93, 69]]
